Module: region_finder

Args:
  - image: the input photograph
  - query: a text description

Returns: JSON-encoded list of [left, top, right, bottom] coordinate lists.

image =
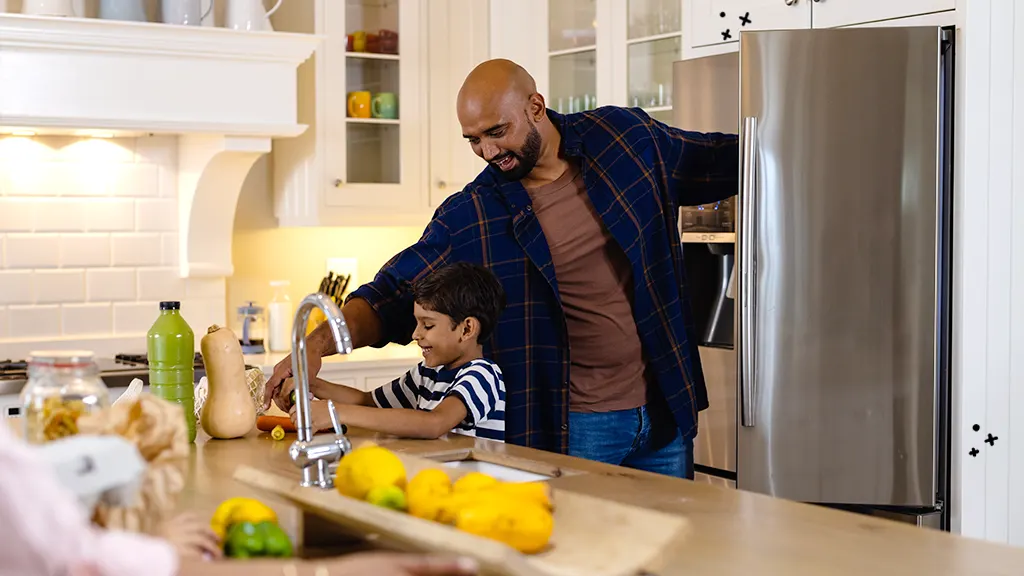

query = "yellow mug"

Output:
[[347, 91, 371, 118], [352, 30, 367, 52]]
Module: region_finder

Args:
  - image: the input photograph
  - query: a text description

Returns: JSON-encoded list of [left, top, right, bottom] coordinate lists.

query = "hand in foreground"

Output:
[[289, 399, 335, 432], [155, 511, 222, 561], [262, 348, 323, 413], [321, 553, 479, 576]]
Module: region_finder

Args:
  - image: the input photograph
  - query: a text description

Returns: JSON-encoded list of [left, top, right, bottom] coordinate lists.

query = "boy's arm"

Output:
[[332, 399, 468, 440], [310, 377, 373, 406]]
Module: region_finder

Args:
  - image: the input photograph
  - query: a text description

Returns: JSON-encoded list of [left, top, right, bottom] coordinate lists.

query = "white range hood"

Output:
[[0, 14, 320, 278]]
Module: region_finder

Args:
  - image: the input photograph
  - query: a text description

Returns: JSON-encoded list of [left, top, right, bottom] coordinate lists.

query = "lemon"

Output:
[[452, 471, 499, 493], [366, 485, 408, 511], [407, 468, 453, 520], [455, 500, 554, 554], [210, 497, 278, 540], [334, 445, 407, 500]]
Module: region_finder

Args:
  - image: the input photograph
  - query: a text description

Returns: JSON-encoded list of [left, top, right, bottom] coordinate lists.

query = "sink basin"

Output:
[[440, 459, 549, 483]]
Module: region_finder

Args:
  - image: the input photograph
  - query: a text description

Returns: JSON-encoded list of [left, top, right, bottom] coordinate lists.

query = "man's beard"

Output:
[[490, 123, 542, 182]]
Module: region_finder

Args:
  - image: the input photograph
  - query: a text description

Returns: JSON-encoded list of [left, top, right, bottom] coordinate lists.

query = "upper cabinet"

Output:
[[687, 0, 810, 53], [811, 0, 955, 29], [272, 0, 430, 227], [548, 0, 602, 114], [427, 0, 490, 208], [684, 0, 955, 59], [620, 0, 685, 124], [272, 0, 494, 225]]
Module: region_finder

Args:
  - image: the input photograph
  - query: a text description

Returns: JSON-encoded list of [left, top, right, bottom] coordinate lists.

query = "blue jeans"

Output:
[[568, 405, 694, 479]]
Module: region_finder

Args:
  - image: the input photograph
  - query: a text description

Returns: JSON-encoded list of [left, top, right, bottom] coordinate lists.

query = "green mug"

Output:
[[371, 92, 398, 119]]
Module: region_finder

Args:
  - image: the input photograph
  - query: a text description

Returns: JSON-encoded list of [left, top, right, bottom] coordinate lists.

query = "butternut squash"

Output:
[[199, 324, 256, 439]]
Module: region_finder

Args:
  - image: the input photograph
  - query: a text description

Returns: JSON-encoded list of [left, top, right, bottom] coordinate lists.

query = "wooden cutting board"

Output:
[[234, 450, 689, 576]]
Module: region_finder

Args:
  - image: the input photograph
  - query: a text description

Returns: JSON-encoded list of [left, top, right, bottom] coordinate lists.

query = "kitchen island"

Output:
[[180, 427, 1024, 575]]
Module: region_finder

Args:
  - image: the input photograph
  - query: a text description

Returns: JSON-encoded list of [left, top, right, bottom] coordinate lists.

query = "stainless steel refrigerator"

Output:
[[673, 26, 954, 529]]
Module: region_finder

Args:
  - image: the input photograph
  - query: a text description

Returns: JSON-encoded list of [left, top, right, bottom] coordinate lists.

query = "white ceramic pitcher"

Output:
[[225, 0, 284, 31], [161, 0, 213, 26], [21, 0, 83, 17]]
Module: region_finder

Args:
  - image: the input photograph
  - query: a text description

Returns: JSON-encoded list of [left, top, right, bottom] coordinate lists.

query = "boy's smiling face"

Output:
[[412, 301, 470, 368]]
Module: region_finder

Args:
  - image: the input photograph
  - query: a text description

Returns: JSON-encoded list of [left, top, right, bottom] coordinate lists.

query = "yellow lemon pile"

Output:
[[334, 445, 554, 554]]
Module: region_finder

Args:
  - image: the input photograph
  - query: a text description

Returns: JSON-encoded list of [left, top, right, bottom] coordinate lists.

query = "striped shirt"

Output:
[[350, 106, 739, 453], [371, 359, 505, 441]]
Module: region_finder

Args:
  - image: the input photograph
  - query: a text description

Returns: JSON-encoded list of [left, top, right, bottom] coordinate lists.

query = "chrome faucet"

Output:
[[288, 293, 354, 489]]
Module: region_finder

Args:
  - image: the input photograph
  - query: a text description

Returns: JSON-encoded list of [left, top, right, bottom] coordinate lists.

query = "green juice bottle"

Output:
[[147, 301, 197, 443]]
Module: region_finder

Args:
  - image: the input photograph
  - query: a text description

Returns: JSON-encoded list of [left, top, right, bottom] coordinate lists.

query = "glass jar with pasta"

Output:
[[20, 351, 110, 444]]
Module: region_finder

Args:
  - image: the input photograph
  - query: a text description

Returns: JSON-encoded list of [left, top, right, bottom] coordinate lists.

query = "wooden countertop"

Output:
[[180, 427, 1024, 576]]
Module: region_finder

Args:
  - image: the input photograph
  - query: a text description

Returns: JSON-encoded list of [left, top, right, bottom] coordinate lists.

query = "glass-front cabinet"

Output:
[[326, 0, 423, 209], [548, 0, 599, 115], [272, 0, 427, 226], [541, 0, 683, 124], [624, 0, 682, 124]]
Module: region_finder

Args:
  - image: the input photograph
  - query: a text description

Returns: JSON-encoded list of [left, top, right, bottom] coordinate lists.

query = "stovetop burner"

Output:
[[0, 360, 28, 378], [114, 352, 205, 369], [0, 353, 204, 381]]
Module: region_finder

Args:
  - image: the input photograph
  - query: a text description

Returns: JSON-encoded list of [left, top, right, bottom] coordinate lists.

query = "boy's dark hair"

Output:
[[412, 262, 506, 342]]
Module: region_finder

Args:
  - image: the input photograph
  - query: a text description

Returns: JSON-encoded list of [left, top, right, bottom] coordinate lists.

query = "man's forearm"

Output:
[[309, 297, 385, 357]]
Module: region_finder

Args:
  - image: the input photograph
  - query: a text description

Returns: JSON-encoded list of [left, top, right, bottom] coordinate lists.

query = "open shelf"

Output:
[[346, 117, 400, 125], [346, 51, 400, 61]]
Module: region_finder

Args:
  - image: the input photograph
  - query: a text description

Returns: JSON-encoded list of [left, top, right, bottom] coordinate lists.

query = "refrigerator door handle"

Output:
[[740, 116, 757, 428]]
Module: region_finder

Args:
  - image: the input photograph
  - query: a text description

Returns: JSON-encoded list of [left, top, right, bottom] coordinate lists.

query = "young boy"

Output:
[[290, 262, 507, 441]]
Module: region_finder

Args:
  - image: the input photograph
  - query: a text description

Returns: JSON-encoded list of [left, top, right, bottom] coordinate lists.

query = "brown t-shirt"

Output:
[[526, 162, 648, 413]]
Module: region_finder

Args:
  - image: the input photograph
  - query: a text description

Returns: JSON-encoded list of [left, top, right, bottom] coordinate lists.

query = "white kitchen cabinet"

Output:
[[610, 0, 686, 123], [683, 0, 955, 60], [686, 0, 811, 54], [427, 0, 491, 208], [811, 0, 955, 29], [271, 0, 430, 227], [489, 0, 678, 120]]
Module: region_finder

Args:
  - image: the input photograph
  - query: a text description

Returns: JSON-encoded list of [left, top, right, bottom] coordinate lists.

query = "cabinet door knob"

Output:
[[333, 178, 344, 188], [437, 180, 447, 190], [785, 0, 797, 5]]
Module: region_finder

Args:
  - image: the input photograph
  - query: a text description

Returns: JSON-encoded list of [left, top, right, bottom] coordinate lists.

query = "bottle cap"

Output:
[[159, 301, 181, 310]]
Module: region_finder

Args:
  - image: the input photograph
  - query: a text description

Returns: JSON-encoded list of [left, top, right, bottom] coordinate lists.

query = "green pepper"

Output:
[[223, 521, 293, 559], [290, 390, 296, 405]]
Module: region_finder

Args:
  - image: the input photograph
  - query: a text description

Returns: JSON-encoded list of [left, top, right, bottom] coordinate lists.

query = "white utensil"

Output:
[[113, 378, 144, 406]]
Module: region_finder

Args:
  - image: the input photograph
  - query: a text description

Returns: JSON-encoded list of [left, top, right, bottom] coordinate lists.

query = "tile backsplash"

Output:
[[0, 135, 225, 357]]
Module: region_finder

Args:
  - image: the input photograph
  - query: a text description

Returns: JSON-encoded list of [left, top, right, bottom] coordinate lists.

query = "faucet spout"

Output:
[[289, 293, 354, 488]]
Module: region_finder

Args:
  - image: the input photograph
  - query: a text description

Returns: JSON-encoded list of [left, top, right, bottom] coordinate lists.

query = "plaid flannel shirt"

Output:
[[349, 106, 739, 453]]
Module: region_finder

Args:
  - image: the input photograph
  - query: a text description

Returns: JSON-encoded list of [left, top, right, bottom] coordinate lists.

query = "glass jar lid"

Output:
[[28, 350, 95, 368]]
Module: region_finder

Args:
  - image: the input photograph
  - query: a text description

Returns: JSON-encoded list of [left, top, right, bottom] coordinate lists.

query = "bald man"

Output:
[[264, 59, 738, 479]]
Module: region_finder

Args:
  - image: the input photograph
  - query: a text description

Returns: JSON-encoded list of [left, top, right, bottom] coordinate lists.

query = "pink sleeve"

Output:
[[0, 423, 178, 576]]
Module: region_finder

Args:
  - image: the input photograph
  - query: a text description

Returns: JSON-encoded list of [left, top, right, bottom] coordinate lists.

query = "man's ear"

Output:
[[460, 317, 480, 343], [528, 93, 547, 121]]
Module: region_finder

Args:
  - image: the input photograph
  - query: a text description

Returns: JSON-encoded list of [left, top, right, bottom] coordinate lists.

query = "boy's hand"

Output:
[[289, 399, 335, 432]]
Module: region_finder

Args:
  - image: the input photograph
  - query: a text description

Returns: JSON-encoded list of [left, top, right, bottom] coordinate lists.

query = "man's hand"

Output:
[[262, 346, 323, 412], [289, 399, 334, 432], [262, 298, 385, 412]]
